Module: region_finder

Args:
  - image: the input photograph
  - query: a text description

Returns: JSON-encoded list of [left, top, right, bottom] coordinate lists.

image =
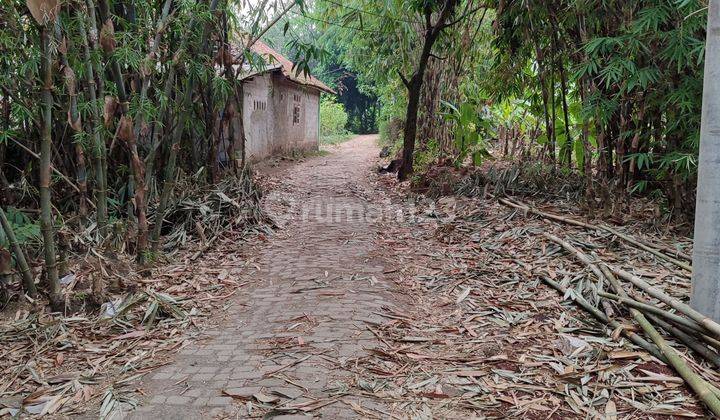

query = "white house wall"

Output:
[[242, 73, 274, 162], [269, 74, 320, 155], [235, 72, 321, 163]]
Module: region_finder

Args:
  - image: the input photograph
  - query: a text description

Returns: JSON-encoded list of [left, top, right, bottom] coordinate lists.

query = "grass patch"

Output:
[[321, 133, 354, 145], [269, 149, 330, 166]]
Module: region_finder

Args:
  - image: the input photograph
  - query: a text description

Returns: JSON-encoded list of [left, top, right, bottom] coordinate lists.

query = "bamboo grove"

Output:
[[0, 0, 299, 308], [489, 0, 706, 216], [309, 0, 706, 217]]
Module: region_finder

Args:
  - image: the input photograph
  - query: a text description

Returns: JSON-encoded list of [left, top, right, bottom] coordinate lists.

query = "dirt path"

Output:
[[130, 135, 399, 418], [126, 134, 708, 419]]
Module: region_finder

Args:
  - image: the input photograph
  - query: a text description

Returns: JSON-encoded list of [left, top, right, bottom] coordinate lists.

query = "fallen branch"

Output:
[[541, 232, 612, 314], [646, 314, 720, 368], [263, 354, 312, 377], [597, 291, 704, 334], [599, 289, 720, 351]]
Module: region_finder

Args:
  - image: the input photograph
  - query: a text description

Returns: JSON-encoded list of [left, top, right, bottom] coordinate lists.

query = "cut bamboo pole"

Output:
[[501, 198, 594, 228], [599, 283, 720, 351], [542, 234, 720, 414], [632, 312, 720, 414], [541, 277, 666, 362], [647, 314, 720, 368], [602, 227, 692, 272], [502, 197, 692, 271], [598, 291, 705, 334], [610, 266, 720, 338], [541, 232, 611, 314]]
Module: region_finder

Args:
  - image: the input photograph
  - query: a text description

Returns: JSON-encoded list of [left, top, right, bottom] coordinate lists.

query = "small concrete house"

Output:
[[227, 40, 335, 163]]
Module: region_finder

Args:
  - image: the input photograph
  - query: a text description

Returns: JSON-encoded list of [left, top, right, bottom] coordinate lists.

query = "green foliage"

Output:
[[442, 101, 491, 167], [0, 209, 40, 249], [319, 97, 349, 137], [413, 138, 441, 172], [378, 115, 404, 147]]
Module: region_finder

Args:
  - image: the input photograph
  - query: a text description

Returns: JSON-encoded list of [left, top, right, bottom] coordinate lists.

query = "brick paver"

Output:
[[128, 135, 396, 418]]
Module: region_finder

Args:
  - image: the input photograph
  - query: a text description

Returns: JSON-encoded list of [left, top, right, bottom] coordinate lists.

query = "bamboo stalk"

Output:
[[598, 290, 705, 334], [646, 313, 720, 368], [54, 22, 89, 220], [96, 0, 150, 264], [78, 5, 108, 236], [150, 0, 221, 248], [541, 276, 666, 362], [599, 265, 720, 409], [598, 289, 720, 353], [0, 206, 36, 297], [542, 232, 604, 277], [629, 307, 720, 414], [84, 0, 109, 230], [609, 266, 720, 338], [501, 197, 692, 271], [541, 232, 613, 314], [672, 323, 720, 353], [132, 0, 173, 142], [542, 233, 720, 414], [0, 247, 10, 292], [151, 83, 191, 250], [38, 27, 61, 311], [143, 71, 176, 189], [602, 227, 692, 272]]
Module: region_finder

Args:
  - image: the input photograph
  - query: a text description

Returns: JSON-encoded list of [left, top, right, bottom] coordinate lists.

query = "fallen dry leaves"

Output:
[[345, 173, 714, 418]]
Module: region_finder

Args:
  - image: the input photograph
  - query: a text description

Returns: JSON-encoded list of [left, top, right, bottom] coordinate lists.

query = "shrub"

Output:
[[379, 116, 404, 146], [320, 98, 349, 137]]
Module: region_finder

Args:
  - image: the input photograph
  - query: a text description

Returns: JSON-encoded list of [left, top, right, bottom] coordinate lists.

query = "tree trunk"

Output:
[[39, 27, 61, 310], [626, 100, 646, 191], [398, 74, 424, 181], [397, 0, 458, 180], [691, 0, 720, 322]]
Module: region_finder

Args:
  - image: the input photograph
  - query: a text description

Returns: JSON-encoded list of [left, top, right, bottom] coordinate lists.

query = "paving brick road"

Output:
[[129, 135, 397, 419]]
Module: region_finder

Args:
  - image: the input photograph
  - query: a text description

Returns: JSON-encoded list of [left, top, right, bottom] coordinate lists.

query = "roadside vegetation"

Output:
[[3, 0, 720, 417], [319, 97, 353, 145], [279, 1, 720, 416]]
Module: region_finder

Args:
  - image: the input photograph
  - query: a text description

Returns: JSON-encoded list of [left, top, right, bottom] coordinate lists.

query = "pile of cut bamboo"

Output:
[[501, 197, 720, 415]]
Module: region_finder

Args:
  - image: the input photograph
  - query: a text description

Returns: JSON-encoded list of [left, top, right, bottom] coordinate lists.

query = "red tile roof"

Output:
[[241, 39, 335, 94]]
